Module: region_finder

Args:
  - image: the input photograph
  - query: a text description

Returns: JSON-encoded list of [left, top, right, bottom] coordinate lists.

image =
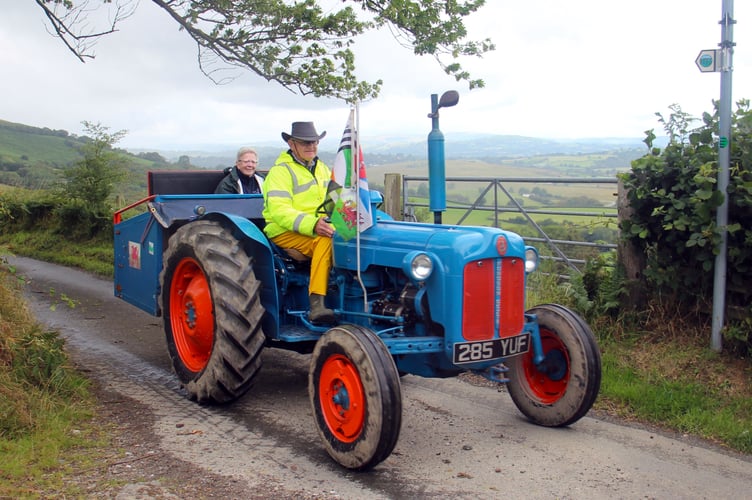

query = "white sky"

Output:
[[1, 1, 749, 152]]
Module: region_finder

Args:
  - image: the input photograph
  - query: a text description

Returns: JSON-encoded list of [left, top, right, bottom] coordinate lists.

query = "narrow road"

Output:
[[9, 256, 752, 499]]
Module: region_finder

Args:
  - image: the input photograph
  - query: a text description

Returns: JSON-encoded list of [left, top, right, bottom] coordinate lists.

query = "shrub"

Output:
[[61, 121, 127, 213], [620, 100, 752, 354], [53, 200, 112, 240]]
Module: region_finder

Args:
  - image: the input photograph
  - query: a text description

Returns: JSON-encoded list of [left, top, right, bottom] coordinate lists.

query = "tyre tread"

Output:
[[160, 220, 266, 404]]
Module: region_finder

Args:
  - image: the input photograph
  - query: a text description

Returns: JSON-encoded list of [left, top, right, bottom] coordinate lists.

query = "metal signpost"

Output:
[[700, 1, 735, 352]]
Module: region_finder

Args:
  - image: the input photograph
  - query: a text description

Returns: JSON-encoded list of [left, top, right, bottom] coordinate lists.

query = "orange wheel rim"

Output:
[[522, 329, 570, 404], [318, 354, 366, 443], [169, 257, 214, 373]]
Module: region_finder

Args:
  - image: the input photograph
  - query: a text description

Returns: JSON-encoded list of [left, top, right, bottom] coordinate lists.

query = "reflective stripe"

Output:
[[266, 190, 292, 199], [282, 162, 317, 195], [294, 179, 317, 195], [282, 163, 297, 183], [293, 213, 306, 233]]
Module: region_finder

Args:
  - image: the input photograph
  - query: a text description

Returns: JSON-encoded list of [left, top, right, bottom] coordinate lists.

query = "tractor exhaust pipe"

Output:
[[427, 90, 459, 225]]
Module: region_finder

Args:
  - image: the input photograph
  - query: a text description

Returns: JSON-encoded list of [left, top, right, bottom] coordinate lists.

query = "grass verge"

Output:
[[596, 335, 752, 453], [0, 257, 122, 497], [0, 231, 113, 278]]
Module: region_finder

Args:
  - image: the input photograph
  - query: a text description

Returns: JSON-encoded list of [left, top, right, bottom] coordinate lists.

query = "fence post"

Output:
[[617, 179, 646, 309], [383, 173, 403, 221]]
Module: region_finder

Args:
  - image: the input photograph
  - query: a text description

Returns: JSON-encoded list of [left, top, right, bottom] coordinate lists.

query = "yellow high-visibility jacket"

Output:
[[262, 150, 331, 239]]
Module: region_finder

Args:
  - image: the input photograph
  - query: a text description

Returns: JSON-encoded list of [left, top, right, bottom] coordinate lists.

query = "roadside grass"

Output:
[[1, 230, 113, 278], [0, 407, 113, 498], [0, 258, 120, 497], [598, 336, 752, 453]]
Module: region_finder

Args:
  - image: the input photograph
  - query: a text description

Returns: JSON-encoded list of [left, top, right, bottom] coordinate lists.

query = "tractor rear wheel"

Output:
[[506, 303, 601, 427], [160, 219, 265, 403], [309, 324, 402, 470]]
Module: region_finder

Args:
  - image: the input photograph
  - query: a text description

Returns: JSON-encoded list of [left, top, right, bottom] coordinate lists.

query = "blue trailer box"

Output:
[[114, 211, 163, 316]]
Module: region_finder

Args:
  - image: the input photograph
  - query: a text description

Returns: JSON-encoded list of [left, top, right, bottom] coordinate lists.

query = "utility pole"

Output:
[[711, 0, 735, 352]]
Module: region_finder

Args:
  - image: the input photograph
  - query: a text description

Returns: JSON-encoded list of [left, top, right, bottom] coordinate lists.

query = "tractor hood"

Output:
[[333, 219, 527, 275]]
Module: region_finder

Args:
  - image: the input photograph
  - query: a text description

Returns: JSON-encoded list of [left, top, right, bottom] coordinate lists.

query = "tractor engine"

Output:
[[371, 284, 426, 327]]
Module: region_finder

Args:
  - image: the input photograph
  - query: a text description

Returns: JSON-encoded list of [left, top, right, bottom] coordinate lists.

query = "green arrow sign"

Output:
[[695, 49, 720, 73]]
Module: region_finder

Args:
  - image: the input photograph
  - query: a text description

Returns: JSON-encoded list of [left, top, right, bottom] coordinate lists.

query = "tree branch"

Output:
[[34, 0, 494, 100]]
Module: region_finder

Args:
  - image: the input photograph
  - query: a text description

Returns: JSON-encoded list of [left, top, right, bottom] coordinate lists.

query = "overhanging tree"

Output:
[[34, 0, 494, 102]]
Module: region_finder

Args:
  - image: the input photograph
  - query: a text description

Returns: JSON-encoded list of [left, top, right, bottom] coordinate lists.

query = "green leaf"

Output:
[[695, 189, 713, 200]]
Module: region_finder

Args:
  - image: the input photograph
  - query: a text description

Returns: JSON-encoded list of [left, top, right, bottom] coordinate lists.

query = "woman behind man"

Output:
[[215, 147, 265, 194]]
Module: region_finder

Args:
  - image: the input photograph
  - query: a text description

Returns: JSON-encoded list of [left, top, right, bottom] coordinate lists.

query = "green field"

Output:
[[369, 158, 620, 203], [440, 206, 617, 228], [369, 157, 620, 244]]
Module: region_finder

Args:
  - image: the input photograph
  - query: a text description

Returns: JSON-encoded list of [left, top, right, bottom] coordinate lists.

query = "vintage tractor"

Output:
[[113, 92, 601, 470]]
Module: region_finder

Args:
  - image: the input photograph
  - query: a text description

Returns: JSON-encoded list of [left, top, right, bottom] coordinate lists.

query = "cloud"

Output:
[[1, 1, 748, 151]]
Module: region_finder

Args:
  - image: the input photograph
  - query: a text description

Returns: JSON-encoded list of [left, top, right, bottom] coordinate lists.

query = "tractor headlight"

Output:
[[403, 251, 434, 281], [524, 247, 539, 273]]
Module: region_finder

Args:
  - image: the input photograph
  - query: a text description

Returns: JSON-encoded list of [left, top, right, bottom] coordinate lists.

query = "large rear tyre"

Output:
[[160, 219, 265, 404], [309, 325, 402, 471], [506, 303, 601, 427]]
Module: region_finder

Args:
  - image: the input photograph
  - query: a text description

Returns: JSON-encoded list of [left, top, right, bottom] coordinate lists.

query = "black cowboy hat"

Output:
[[281, 121, 326, 143]]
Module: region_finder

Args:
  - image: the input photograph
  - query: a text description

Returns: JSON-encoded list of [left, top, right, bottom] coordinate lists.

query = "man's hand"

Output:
[[314, 217, 335, 238]]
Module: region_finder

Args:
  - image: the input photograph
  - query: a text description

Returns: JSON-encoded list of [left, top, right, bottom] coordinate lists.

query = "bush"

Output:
[[0, 187, 111, 242], [620, 100, 752, 354], [53, 200, 112, 240]]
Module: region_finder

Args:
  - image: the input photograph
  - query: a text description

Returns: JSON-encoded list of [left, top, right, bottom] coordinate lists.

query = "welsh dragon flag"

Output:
[[329, 109, 373, 240]]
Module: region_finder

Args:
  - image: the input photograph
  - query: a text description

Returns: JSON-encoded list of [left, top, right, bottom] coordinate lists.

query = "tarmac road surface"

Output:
[[9, 256, 752, 499]]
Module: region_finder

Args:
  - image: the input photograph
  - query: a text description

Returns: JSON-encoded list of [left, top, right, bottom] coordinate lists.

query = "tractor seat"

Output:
[[283, 248, 310, 262], [269, 240, 311, 266]]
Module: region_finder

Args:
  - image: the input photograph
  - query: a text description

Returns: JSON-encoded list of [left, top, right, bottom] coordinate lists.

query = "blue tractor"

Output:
[[113, 92, 601, 470]]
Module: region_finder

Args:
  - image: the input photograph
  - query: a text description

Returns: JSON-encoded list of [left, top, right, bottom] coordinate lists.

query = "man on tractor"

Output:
[[262, 121, 336, 323]]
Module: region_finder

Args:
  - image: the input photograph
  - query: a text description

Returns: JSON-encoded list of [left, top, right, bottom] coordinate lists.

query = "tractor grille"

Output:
[[461, 257, 525, 341]]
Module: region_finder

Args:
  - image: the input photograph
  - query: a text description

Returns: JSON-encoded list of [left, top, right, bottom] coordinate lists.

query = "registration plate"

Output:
[[453, 333, 530, 365]]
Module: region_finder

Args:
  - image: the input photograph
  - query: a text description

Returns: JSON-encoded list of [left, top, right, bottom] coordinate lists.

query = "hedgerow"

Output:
[[619, 100, 752, 353]]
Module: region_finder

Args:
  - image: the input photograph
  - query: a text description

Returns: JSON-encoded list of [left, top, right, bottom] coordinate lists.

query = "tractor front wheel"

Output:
[[309, 324, 402, 470], [160, 219, 265, 403], [506, 303, 601, 427]]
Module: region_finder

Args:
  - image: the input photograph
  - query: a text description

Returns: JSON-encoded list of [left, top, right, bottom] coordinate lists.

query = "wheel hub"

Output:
[[538, 349, 567, 381], [331, 381, 351, 412], [184, 301, 197, 329]]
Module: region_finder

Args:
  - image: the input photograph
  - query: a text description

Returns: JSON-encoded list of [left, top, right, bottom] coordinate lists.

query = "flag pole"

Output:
[[353, 102, 368, 312]]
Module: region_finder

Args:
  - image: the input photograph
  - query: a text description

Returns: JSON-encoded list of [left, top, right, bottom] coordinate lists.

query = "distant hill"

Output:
[[360, 132, 649, 158], [148, 132, 650, 175], [0, 119, 87, 189], [1, 118, 651, 199], [0, 119, 188, 200]]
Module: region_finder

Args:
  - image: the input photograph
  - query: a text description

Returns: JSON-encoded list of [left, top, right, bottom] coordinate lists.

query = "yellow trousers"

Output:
[[271, 231, 333, 296]]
